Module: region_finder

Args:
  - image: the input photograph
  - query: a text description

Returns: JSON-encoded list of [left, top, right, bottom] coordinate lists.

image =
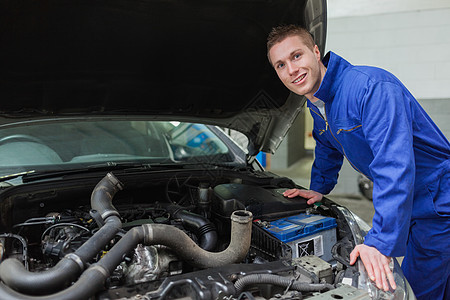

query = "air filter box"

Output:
[[213, 183, 308, 219], [263, 213, 337, 262]]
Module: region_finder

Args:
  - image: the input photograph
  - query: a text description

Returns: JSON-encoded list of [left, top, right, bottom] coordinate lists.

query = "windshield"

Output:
[[0, 120, 240, 178]]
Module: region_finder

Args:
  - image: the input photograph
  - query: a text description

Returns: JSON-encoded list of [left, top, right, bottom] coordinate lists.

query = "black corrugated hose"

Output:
[[234, 273, 334, 296]]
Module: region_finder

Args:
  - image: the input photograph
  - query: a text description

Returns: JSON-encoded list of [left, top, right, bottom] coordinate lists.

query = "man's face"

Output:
[[269, 35, 324, 101]]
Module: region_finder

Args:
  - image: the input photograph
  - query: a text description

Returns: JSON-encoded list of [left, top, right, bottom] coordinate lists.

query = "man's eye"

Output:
[[294, 54, 301, 59], [277, 63, 285, 69]]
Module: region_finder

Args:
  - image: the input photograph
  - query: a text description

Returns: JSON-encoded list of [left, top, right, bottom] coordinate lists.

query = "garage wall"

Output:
[[325, 5, 450, 195]]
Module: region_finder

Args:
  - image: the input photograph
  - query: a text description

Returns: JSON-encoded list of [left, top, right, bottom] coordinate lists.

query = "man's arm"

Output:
[[351, 79, 415, 291], [360, 80, 415, 256], [309, 112, 344, 195], [284, 111, 343, 203]]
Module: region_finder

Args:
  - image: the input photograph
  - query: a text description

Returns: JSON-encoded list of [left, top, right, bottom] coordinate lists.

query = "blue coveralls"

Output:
[[308, 52, 450, 299]]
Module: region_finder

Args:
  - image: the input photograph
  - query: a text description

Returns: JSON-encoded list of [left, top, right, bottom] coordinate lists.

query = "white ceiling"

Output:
[[327, 0, 450, 18]]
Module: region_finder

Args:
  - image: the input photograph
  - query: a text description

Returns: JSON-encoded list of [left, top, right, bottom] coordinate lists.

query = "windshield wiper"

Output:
[[0, 171, 36, 184], [1, 161, 242, 185], [19, 161, 225, 183], [20, 162, 154, 183], [87, 161, 153, 170], [176, 161, 246, 170]]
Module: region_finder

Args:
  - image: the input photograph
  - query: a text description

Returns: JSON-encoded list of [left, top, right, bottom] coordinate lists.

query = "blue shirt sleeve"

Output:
[[309, 111, 344, 194], [360, 81, 415, 257]]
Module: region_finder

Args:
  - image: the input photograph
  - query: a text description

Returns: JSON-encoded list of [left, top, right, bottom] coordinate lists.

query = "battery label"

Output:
[[296, 215, 325, 224], [297, 235, 324, 257]]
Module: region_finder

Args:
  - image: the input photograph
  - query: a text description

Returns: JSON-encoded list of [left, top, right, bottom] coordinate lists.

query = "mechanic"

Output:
[[267, 24, 450, 299]]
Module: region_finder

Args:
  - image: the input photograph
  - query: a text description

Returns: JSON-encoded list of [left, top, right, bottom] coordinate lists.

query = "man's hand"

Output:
[[283, 189, 323, 205], [350, 244, 396, 291]]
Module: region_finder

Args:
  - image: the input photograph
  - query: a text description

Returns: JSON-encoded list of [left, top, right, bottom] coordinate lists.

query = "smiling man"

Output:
[[267, 25, 450, 299]]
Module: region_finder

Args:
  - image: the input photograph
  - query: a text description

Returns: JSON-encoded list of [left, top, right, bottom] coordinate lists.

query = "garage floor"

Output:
[[270, 156, 375, 226]]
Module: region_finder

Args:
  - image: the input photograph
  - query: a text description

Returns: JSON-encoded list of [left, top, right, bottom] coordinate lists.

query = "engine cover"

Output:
[[213, 183, 309, 219]]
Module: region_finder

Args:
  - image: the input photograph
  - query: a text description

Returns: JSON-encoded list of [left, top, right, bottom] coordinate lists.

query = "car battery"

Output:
[[263, 213, 337, 262]]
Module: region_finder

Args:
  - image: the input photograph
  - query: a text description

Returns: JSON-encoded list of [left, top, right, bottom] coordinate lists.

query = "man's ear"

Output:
[[314, 45, 321, 61]]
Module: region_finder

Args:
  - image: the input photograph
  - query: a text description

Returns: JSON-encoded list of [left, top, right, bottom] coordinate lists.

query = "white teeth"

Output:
[[293, 74, 306, 83]]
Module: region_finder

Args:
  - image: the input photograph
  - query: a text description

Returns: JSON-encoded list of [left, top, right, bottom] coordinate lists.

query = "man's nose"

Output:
[[286, 62, 298, 76]]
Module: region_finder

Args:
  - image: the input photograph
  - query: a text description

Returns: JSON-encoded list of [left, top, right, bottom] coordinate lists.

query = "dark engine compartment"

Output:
[[0, 170, 361, 300]]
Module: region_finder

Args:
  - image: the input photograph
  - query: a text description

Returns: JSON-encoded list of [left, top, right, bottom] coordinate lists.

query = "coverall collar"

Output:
[[313, 51, 352, 104]]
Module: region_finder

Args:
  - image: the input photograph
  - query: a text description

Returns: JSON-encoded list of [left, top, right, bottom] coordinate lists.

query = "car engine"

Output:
[[0, 171, 367, 300]]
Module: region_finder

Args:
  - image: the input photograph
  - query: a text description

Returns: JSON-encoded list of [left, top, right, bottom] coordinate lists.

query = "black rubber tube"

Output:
[[96, 225, 145, 272], [234, 273, 335, 296], [0, 173, 123, 295], [167, 205, 218, 251], [0, 210, 252, 300], [90, 173, 123, 220], [0, 266, 108, 300]]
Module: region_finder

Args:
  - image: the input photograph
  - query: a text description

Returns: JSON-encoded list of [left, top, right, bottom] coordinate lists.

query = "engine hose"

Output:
[[0, 266, 108, 300], [234, 274, 335, 296], [167, 205, 218, 251], [0, 173, 123, 296], [0, 210, 252, 300], [0, 233, 29, 270], [143, 210, 252, 268], [331, 237, 354, 269], [90, 172, 123, 220]]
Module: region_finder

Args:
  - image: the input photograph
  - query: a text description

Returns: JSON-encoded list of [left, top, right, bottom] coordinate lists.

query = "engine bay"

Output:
[[0, 170, 367, 299]]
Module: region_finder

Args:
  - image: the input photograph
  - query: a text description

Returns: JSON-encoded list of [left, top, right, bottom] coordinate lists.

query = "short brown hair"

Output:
[[267, 25, 315, 62]]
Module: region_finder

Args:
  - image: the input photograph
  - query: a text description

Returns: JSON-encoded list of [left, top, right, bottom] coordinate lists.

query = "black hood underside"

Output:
[[0, 0, 326, 154]]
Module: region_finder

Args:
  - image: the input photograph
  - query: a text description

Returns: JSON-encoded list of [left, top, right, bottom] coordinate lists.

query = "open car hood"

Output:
[[0, 0, 326, 155]]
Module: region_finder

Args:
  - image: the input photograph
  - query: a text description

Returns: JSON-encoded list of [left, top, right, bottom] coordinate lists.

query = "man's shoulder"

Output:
[[347, 64, 399, 85], [334, 64, 404, 103]]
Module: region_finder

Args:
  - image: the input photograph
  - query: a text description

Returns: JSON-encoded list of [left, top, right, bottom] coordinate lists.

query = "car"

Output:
[[0, 0, 415, 299], [358, 174, 374, 201]]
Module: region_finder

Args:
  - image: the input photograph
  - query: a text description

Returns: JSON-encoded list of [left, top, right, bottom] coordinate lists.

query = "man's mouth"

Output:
[[292, 73, 306, 84]]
